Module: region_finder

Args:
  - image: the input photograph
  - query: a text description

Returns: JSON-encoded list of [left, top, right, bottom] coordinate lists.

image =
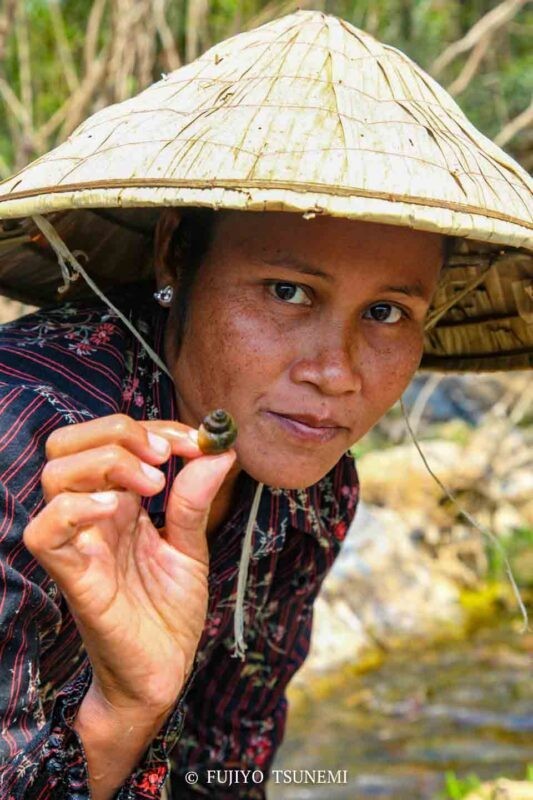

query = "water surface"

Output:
[[270, 623, 532, 799]]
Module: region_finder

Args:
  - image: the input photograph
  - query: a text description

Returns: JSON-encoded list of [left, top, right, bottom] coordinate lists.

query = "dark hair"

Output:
[[167, 207, 218, 350]]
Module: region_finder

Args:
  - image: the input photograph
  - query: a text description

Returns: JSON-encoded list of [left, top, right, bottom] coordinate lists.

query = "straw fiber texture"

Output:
[[0, 10, 531, 370]]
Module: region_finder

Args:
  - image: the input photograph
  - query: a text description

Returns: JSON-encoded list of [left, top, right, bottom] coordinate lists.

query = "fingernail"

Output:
[[187, 429, 199, 444], [90, 491, 117, 504], [140, 462, 165, 484], [147, 432, 170, 456]]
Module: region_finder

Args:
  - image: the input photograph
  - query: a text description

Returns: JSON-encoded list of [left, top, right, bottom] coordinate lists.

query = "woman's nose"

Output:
[[289, 326, 363, 396]]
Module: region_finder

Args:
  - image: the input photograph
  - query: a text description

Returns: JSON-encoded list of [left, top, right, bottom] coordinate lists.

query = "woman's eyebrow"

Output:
[[259, 254, 333, 282], [377, 281, 428, 299], [259, 257, 428, 299]]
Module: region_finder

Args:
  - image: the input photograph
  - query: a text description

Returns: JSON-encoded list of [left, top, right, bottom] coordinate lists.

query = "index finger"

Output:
[[45, 414, 201, 464], [141, 420, 202, 458]]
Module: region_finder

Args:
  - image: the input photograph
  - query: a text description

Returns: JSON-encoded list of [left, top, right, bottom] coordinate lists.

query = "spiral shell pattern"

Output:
[[198, 409, 238, 454]]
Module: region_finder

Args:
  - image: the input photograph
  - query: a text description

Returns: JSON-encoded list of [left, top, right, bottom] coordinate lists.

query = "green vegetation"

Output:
[[442, 771, 482, 800], [437, 764, 533, 799], [486, 526, 533, 588]]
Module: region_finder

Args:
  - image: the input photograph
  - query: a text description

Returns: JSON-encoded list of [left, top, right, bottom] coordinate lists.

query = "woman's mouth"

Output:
[[264, 411, 344, 444]]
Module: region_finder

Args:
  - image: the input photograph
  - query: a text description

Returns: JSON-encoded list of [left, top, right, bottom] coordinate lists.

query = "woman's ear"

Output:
[[153, 208, 182, 288]]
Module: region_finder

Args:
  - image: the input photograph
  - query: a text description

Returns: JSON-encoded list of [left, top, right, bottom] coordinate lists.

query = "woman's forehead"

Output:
[[211, 210, 444, 267]]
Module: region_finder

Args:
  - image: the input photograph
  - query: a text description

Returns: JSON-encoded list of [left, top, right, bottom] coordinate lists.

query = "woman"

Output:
[[0, 10, 531, 800]]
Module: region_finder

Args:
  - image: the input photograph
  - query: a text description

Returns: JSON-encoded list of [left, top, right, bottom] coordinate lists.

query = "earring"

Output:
[[153, 285, 174, 307]]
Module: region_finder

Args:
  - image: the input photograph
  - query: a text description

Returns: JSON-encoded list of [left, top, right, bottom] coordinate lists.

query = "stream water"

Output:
[[269, 622, 532, 799]]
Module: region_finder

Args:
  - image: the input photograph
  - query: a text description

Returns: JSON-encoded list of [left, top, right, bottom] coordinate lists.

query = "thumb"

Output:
[[164, 450, 236, 562]]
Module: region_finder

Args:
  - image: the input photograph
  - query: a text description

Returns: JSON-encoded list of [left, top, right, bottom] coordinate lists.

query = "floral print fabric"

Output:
[[0, 284, 359, 798]]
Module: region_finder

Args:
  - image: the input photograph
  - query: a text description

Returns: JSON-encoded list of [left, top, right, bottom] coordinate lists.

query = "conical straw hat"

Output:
[[0, 10, 531, 370]]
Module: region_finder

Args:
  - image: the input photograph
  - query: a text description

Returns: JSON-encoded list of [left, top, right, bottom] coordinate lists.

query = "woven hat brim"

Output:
[[0, 183, 530, 251]]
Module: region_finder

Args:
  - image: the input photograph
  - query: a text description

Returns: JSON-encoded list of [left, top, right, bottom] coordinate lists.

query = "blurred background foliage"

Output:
[[0, 0, 531, 178]]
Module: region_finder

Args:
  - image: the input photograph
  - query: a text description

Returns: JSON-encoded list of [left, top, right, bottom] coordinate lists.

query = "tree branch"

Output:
[[153, 0, 180, 72], [135, 2, 157, 89], [0, 0, 16, 63], [84, 0, 108, 73], [48, 0, 80, 93], [494, 99, 533, 147], [447, 32, 492, 96], [431, 0, 526, 76], [0, 151, 11, 179], [107, 0, 140, 101], [0, 74, 29, 126], [185, 0, 209, 63], [60, 50, 110, 138], [14, 0, 33, 128], [0, 75, 46, 158]]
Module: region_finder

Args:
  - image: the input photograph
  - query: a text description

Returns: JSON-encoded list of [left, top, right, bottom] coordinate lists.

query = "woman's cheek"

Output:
[[222, 298, 288, 356], [366, 333, 424, 410], [199, 301, 285, 399]]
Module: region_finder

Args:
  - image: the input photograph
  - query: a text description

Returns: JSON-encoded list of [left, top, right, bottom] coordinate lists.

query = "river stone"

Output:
[[296, 502, 464, 679], [355, 441, 461, 510]]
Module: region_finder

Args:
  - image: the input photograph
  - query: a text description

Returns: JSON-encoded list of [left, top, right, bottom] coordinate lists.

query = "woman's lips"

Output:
[[264, 411, 344, 444]]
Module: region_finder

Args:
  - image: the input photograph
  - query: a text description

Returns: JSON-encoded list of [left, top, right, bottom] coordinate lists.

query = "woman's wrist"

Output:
[[74, 682, 173, 735], [73, 682, 175, 800]]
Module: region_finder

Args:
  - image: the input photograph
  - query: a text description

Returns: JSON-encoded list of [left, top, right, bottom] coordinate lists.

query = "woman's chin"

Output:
[[238, 448, 338, 490]]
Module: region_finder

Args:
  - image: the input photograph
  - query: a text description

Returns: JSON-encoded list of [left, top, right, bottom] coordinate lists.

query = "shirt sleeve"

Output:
[[168, 454, 360, 799], [0, 386, 190, 799]]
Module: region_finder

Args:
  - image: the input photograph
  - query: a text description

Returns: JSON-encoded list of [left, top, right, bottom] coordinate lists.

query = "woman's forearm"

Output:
[[73, 684, 172, 800]]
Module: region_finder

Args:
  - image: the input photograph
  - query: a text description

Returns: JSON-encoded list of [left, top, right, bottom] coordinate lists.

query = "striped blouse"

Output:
[[0, 285, 359, 799]]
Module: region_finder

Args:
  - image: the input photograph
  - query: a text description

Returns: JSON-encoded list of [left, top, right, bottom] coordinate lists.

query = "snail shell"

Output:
[[197, 408, 238, 454]]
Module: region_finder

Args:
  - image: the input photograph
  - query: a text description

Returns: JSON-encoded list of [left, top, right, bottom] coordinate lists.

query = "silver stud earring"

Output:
[[153, 285, 174, 307]]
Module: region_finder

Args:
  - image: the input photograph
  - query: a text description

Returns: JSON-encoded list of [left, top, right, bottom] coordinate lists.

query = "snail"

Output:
[[197, 409, 238, 454]]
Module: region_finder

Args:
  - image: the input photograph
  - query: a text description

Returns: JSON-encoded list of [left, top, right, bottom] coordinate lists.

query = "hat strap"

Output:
[[400, 395, 528, 633], [32, 214, 174, 382]]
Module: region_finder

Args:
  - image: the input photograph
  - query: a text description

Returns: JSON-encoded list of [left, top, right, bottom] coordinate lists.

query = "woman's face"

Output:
[[157, 211, 443, 489]]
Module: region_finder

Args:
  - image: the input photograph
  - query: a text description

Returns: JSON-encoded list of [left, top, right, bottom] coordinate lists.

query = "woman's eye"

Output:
[[364, 303, 404, 324], [268, 282, 312, 306]]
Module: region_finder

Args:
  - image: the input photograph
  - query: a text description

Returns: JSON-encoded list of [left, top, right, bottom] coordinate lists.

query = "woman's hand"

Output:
[[23, 413, 235, 717]]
